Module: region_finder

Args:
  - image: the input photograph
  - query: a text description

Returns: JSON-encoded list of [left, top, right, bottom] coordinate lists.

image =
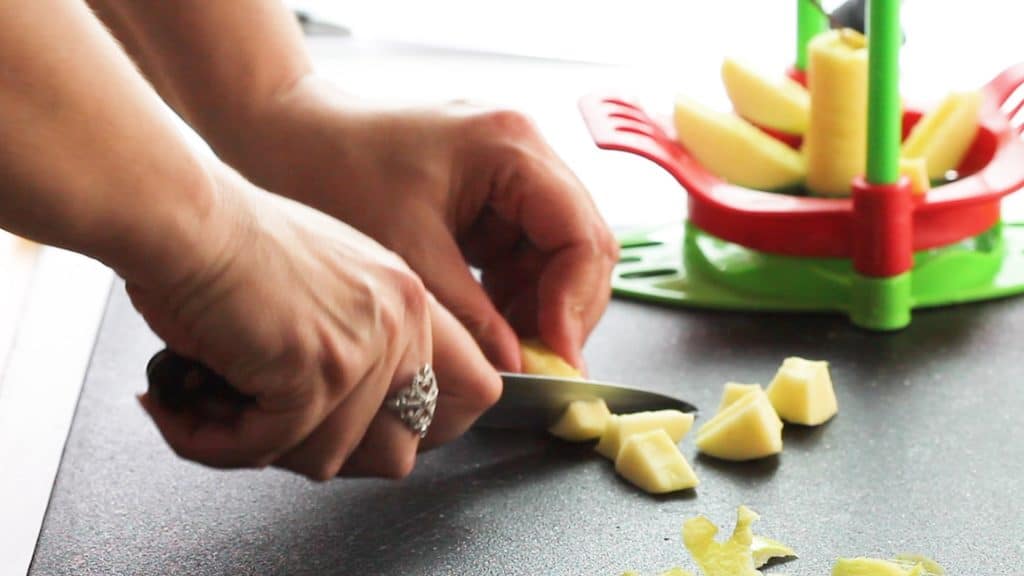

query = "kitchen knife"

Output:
[[146, 349, 697, 430]]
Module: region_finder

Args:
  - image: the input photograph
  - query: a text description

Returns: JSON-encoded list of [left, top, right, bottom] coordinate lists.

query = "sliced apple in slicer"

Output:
[[673, 95, 806, 191], [902, 90, 982, 181], [721, 57, 810, 135]]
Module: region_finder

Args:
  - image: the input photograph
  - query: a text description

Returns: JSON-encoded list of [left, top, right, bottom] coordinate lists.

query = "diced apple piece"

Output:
[[903, 91, 982, 180], [683, 505, 762, 576], [717, 382, 761, 412], [548, 398, 611, 442], [900, 157, 931, 195], [722, 58, 810, 134], [673, 95, 806, 191], [519, 339, 581, 379], [696, 387, 783, 461], [751, 535, 797, 568], [765, 357, 838, 426], [832, 558, 918, 576], [615, 429, 699, 494], [595, 410, 695, 460]]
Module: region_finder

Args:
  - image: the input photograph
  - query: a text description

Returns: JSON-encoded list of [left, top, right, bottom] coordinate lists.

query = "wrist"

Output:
[[90, 153, 236, 291]]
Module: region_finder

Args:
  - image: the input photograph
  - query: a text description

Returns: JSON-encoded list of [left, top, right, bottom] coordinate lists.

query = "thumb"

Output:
[[408, 219, 521, 372]]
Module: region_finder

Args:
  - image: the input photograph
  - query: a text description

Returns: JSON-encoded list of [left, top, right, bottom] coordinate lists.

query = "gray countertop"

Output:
[[29, 282, 1024, 575]]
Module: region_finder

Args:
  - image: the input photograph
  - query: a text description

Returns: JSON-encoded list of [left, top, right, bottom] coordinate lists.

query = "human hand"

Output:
[[129, 166, 499, 480], [225, 80, 619, 373]]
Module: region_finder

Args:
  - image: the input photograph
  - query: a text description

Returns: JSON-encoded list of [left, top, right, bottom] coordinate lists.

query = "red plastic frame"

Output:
[[580, 63, 1024, 261]]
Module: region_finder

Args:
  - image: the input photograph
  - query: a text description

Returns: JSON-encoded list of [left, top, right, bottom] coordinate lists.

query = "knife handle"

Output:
[[145, 349, 255, 416]]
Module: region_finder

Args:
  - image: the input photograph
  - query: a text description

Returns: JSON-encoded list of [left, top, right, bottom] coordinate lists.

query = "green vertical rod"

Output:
[[797, 0, 829, 71], [866, 0, 902, 184]]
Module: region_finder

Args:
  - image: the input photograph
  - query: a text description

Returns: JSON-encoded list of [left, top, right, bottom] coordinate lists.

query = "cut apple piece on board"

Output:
[[717, 382, 761, 413], [673, 95, 806, 191], [902, 90, 982, 180], [596, 410, 695, 460], [519, 339, 581, 379], [722, 57, 810, 135], [766, 357, 838, 426], [696, 387, 783, 461], [615, 429, 699, 494], [548, 398, 611, 442]]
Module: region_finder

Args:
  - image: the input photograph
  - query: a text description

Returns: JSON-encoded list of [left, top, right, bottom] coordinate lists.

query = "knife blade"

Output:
[[475, 373, 697, 431], [145, 350, 697, 431]]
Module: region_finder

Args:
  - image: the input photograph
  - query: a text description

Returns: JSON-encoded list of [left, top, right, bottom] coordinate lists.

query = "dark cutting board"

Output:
[[28, 282, 1024, 575]]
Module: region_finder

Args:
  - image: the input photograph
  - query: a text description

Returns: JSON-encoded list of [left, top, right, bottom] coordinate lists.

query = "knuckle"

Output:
[[478, 108, 538, 138], [474, 370, 504, 411], [306, 461, 342, 483]]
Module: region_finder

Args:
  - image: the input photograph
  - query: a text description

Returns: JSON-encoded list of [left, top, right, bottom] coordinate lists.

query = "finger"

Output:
[[278, 300, 433, 480], [139, 383, 320, 469], [484, 147, 617, 365], [270, 363, 397, 480], [401, 215, 521, 372], [420, 298, 502, 449], [460, 208, 523, 269]]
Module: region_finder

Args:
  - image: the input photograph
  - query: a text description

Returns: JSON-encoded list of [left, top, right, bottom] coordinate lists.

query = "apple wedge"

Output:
[[717, 382, 761, 412], [673, 95, 806, 191], [902, 90, 982, 180], [519, 339, 581, 379], [722, 57, 810, 135]]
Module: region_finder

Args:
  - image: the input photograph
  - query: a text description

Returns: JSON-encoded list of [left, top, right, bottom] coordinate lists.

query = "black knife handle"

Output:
[[146, 349, 255, 415]]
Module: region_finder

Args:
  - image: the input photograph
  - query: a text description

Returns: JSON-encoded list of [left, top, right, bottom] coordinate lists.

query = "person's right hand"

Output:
[[128, 167, 501, 480]]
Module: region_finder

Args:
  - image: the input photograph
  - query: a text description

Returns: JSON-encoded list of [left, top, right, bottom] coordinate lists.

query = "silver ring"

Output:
[[385, 364, 438, 438]]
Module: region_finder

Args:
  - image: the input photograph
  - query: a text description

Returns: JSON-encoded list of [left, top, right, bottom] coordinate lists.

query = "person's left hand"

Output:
[[223, 78, 618, 373]]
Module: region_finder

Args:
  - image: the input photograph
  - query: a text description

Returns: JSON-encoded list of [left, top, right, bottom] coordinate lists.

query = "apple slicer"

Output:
[[579, 0, 1024, 330]]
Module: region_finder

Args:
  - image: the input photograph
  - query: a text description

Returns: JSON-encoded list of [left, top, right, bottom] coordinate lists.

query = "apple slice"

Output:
[[903, 91, 981, 180], [722, 58, 810, 135], [595, 410, 695, 460], [765, 357, 838, 426], [673, 95, 806, 191], [548, 398, 611, 442], [614, 429, 699, 494], [900, 157, 931, 195], [519, 339, 581, 379], [696, 387, 783, 461], [717, 382, 761, 412]]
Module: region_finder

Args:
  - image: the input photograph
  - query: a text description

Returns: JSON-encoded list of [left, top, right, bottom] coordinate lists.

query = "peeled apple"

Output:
[[519, 339, 581, 379], [804, 29, 869, 197], [902, 91, 982, 180], [548, 398, 611, 442], [722, 57, 810, 134]]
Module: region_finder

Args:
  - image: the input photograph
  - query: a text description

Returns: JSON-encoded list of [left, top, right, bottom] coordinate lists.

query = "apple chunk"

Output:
[[614, 429, 699, 494], [696, 387, 783, 461], [595, 410, 695, 460], [548, 398, 611, 442], [717, 382, 761, 412], [765, 357, 838, 426]]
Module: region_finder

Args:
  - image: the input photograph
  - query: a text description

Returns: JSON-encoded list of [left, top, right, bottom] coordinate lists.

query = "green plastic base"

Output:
[[613, 220, 1024, 331]]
